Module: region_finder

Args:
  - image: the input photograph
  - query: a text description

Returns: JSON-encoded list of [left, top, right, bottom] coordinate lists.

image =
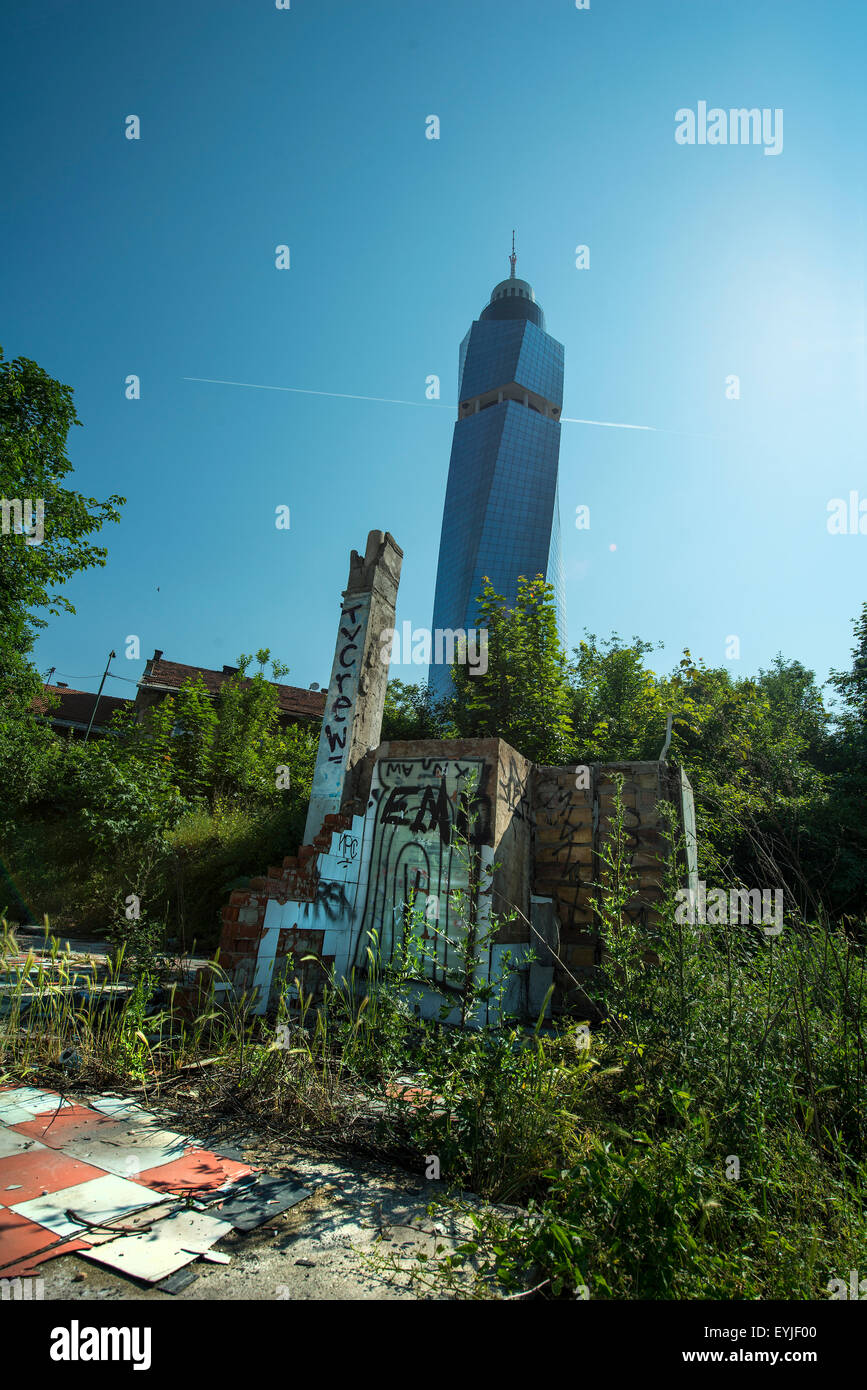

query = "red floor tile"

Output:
[[134, 1148, 253, 1195], [0, 1207, 89, 1278], [10, 1106, 126, 1149], [0, 1147, 109, 1204]]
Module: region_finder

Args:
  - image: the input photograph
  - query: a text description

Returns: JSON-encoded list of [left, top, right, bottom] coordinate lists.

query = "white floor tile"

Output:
[[82, 1209, 232, 1282], [11, 1173, 163, 1237]]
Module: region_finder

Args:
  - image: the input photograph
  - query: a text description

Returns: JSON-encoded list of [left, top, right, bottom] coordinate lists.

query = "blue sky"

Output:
[[3, 0, 865, 703]]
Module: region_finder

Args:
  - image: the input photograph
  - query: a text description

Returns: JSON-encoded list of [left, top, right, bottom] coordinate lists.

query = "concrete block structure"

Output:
[[197, 530, 698, 1025], [207, 742, 697, 1025]]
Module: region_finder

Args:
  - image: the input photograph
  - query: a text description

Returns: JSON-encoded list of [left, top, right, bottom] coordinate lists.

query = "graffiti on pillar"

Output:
[[306, 593, 373, 839], [323, 600, 366, 765], [355, 757, 491, 985]]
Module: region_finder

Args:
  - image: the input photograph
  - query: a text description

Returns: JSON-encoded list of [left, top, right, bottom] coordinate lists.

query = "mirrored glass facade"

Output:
[[429, 274, 567, 697]]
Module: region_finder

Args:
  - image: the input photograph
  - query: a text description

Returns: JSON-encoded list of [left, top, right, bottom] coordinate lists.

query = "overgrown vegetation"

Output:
[[3, 779, 865, 1298], [0, 655, 316, 947]]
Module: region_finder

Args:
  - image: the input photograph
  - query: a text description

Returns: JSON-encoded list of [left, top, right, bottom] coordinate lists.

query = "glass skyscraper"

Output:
[[429, 254, 567, 697]]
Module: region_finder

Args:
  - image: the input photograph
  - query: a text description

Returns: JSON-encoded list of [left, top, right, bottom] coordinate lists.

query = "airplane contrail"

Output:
[[560, 416, 654, 431], [184, 376, 718, 436], [561, 415, 720, 438], [183, 376, 452, 409]]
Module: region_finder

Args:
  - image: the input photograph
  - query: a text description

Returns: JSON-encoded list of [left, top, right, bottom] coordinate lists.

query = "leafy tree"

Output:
[[818, 604, 867, 909], [0, 349, 123, 703], [170, 675, 219, 799], [569, 632, 669, 762], [828, 602, 867, 776], [108, 651, 312, 812], [757, 655, 829, 763], [449, 575, 574, 764], [211, 651, 293, 801], [381, 678, 448, 741]]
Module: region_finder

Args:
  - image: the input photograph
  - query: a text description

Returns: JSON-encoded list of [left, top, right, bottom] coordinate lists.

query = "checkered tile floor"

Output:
[[0, 1084, 254, 1281]]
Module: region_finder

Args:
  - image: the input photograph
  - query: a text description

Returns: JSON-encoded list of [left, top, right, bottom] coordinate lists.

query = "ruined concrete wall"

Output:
[[344, 739, 531, 1022], [354, 744, 488, 985], [202, 723, 697, 1023], [355, 739, 531, 978], [207, 811, 356, 1014], [204, 738, 524, 1017], [490, 742, 533, 944], [533, 765, 596, 1013], [532, 760, 697, 1014]]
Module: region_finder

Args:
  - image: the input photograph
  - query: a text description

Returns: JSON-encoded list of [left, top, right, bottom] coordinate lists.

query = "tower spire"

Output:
[[509, 229, 517, 279]]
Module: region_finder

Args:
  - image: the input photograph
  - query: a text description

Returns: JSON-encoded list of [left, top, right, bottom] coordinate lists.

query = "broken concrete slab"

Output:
[[156, 1266, 199, 1294], [81, 1209, 232, 1283], [0, 1106, 34, 1125], [88, 1095, 146, 1119], [8, 1105, 127, 1149], [212, 1175, 312, 1231]]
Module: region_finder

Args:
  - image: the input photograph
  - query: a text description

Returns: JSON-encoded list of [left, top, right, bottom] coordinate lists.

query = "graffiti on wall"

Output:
[[535, 769, 674, 933], [534, 771, 597, 932], [355, 757, 491, 986], [499, 751, 532, 825]]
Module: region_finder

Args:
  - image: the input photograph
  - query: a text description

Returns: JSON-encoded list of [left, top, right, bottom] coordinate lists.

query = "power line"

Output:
[[49, 671, 141, 686]]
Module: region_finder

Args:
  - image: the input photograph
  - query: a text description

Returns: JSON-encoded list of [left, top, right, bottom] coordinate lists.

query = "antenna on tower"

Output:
[[509, 229, 517, 279]]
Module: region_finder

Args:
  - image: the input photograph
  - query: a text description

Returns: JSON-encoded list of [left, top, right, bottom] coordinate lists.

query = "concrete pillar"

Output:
[[304, 531, 403, 843]]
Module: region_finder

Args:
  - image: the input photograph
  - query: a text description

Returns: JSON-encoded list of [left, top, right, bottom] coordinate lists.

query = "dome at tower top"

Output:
[[480, 275, 545, 331], [489, 277, 536, 304]]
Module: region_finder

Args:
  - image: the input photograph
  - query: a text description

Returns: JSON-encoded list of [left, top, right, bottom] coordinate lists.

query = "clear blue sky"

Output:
[[3, 0, 865, 703]]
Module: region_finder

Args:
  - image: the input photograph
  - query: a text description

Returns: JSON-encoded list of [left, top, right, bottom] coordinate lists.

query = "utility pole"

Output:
[[84, 649, 116, 742]]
